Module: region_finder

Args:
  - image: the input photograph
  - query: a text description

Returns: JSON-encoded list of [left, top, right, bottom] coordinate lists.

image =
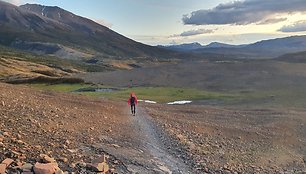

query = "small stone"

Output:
[[69, 163, 76, 168], [16, 140, 25, 145], [67, 149, 77, 153], [176, 134, 185, 141], [77, 162, 86, 168], [16, 163, 33, 172], [18, 153, 26, 160], [8, 150, 20, 158], [58, 157, 68, 163], [35, 145, 42, 149], [111, 144, 120, 148], [15, 161, 23, 167], [40, 154, 56, 163], [61, 144, 68, 149], [3, 132, 9, 137], [65, 140, 70, 145]]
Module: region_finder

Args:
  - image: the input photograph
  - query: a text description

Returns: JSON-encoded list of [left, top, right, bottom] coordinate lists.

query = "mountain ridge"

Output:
[[161, 35, 306, 58], [159, 42, 246, 52], [0, 1, 177, 61]]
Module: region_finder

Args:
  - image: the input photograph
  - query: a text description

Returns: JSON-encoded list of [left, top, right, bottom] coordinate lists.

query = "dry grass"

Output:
[[0, 57, 82, 83]]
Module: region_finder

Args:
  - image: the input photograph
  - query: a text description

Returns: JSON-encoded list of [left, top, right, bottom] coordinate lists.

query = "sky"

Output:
[[3, 0, 306, 46]]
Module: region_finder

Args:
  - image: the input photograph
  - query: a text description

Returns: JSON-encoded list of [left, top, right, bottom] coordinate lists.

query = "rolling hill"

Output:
[[276, 51, 306, 63]]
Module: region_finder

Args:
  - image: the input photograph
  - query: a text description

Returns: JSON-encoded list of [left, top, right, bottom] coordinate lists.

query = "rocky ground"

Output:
[[1, 82, 306, 174], [0, 82, 195, 174], [146, 104, 306, 173], [0, 82, 134, 173]]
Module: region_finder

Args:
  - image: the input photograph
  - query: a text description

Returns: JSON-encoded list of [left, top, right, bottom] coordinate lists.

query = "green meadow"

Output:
[[30, 83, 235, 103]]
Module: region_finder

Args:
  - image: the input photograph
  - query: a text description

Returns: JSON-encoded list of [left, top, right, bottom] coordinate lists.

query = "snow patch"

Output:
[[167, 100, 192, 105], [138, 99, 157, 104], [41, 6, 45, 16], [144, 100, 157, 104]]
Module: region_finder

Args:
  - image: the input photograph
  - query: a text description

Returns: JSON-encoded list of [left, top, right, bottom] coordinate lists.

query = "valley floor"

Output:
[[0, 83, 306, 173]]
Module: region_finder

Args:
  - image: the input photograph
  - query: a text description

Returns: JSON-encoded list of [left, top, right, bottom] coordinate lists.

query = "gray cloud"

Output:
[[183, 0, 306, 25], [180, 29, 214, 37], [258, 18, 287, 25], [279, 20, 306, 32]]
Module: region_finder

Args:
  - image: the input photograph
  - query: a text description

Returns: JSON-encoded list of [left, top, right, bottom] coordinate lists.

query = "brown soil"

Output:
[[1, 82, 306, 173], [0, 82, 131, 173], [0, 83, 193, 173], [145, 104, 306, 173]]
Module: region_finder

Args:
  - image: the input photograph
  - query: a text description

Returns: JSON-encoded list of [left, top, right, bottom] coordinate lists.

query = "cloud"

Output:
[[279, 20, 306, 32], [258, 18, 287, 25], [94, 19, 113, 28], [183, 0, 306, 25], [180, 29, 214, 37], [170, 28, 214, 38]]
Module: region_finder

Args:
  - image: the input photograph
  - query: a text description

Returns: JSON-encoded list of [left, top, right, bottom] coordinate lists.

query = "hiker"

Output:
[[128, 92, 138, 116]]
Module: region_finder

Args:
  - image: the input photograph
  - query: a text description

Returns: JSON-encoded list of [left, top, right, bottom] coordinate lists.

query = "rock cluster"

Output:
[[0, 154, 109, 174]]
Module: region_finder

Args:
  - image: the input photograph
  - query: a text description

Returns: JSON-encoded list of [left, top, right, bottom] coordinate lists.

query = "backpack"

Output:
[[130, 96, 135, 104]]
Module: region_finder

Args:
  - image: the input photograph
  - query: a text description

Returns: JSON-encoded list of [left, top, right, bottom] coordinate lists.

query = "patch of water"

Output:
[[75, 87, 118, 92]]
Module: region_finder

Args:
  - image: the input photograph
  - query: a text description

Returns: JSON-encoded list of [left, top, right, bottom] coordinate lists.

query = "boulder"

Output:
[[86, 162, 109, 172], [33, 162, 58, 174], [1, 158, 14, 167], [0, 164, 6, 174]]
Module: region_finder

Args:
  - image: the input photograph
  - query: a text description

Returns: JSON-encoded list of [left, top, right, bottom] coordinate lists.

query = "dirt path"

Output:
[[132, 107, 192, 174], [97, 105, 193, 174]]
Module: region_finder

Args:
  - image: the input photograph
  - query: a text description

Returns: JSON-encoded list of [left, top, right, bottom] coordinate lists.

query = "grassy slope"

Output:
[[0, 46, 78, 82], [29, 83, 235, 103], [29, 83, 306, 108]]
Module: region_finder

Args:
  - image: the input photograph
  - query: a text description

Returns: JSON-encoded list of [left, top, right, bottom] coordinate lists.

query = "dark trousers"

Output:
[[131, 104, 136, 114]]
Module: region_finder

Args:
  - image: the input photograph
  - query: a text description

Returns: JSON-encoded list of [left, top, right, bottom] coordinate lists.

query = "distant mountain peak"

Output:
[[205, 42, 238, 48], [159, 42, 203, 52], [181, 42, 202, 46]]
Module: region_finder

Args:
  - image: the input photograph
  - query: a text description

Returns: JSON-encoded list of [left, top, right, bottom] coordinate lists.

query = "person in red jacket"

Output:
[[128, 92, 138, 116]]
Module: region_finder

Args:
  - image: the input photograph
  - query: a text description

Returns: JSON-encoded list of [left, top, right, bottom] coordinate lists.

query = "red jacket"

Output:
[[128, 93, 138, 105]]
